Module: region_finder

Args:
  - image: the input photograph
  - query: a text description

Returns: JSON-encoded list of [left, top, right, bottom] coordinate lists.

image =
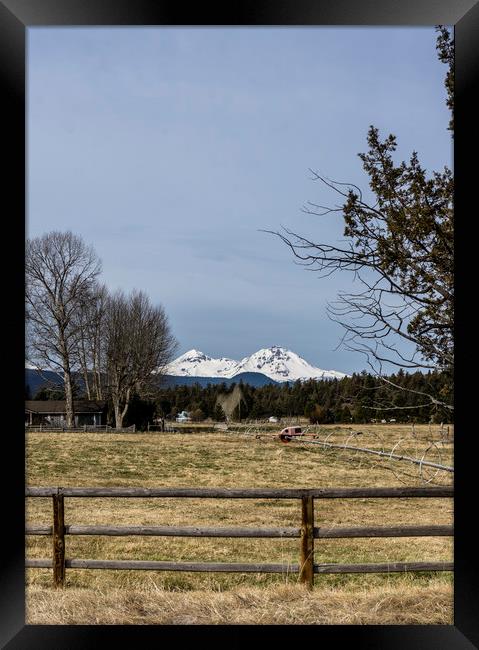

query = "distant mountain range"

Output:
[[25, 367, 64, 396], [160, 371, 277, 388], [25, 346, 347, 396], [165, 346, 347, 383], [24, 367, 276, 394]]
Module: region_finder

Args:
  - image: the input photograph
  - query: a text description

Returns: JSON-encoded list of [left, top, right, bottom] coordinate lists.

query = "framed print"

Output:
[[1, 0, 477, 647]]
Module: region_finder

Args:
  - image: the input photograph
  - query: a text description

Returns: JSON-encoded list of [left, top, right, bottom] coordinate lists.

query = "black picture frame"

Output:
[[2, 0, 477, 647]]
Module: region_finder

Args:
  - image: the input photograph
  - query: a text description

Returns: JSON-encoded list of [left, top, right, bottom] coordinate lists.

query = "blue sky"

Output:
[[27, 27, 452, 374]]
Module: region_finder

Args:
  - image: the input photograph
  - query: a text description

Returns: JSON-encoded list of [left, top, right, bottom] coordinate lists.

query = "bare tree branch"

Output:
[[26, 231, 101, 424]]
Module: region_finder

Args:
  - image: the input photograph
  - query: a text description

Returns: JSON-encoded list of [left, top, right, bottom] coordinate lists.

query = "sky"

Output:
[[27, 27, 452, 374]]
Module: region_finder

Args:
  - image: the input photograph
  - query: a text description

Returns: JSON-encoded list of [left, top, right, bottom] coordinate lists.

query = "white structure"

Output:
[[268, 416, 279, 423], [176, 410, 190, 423]]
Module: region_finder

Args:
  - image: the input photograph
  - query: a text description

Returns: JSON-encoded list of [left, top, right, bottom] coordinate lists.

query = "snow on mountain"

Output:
[[233, 346, 346, 382], [166, 349, 239, 378], [166, 346, 347, 382]]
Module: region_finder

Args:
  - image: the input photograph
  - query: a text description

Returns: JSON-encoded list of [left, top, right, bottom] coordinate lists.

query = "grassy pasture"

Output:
[[26, 424, 453, 624]]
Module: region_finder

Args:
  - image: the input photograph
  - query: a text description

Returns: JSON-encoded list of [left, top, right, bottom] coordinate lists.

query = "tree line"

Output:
[[151, 369, 452, 425], [26, 231, 177, 428], [28, 367, 452, 426]]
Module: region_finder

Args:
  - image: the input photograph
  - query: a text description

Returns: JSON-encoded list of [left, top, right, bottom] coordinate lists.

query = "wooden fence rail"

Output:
[[25, 425, 136, 433], [26, 524, 453, 538], [25, 486, 452, 498], [25, 486, 454, 589]]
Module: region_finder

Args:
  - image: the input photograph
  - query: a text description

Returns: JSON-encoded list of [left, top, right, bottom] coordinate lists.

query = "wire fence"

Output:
[[227, 423, 454, 486]]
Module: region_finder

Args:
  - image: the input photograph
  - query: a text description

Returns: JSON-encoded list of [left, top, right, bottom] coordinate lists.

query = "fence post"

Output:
[[300, 495, 314, 589], [52, 488, 65, 588]]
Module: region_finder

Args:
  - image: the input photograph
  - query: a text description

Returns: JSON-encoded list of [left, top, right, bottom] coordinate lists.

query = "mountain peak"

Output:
[[168, 349, 237, 378], [167, 347, 347, 382], [183, 349, 207, 358]]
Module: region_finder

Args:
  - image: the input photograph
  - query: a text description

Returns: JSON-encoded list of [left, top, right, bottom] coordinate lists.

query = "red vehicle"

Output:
[[279, 426, 302, 442]]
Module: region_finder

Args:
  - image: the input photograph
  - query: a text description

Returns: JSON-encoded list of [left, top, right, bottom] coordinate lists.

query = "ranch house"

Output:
[[25, 400, 107, 427]]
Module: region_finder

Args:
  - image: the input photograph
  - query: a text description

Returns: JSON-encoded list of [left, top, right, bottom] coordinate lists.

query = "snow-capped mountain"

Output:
[[233, 347, 346, 381], [166, 349, 239, 378], [166, 346, 347, 382]]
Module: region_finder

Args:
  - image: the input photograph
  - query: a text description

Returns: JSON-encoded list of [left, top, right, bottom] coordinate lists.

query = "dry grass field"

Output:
[[25, 423, 454, 625]]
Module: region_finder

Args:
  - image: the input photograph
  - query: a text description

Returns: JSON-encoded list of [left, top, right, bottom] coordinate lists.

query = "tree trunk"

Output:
[[113, 388, 130, 429], [83, 369, 91, 400], [118, 388, 130, 429], [93, 349, 103, 400], [79, 336, 91, 400], [93, 370, 101, 400], [114, 402, 123, 429], [80, 361, 91, 401], [64, 370, 75, 427]]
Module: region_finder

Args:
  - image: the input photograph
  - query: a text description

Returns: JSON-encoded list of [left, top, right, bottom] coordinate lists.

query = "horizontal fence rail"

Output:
[[25, 524, 453, 538], [25, 486, 454, 588], [25, 425, 136, 433], [25, 559, 454, 574], [25, 486, 453, 499]]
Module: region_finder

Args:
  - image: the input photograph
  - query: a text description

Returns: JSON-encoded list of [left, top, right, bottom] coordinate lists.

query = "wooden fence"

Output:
[[25, 486, 454, 589], [147, 423, 179, 432], [25, 424, 136, 433]]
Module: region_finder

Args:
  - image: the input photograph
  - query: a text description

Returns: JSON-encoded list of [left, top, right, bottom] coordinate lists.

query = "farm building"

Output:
[[25, 400, 107, 427]]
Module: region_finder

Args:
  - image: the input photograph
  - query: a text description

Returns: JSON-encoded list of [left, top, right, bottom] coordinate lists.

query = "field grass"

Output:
[[25, 423, 453, 625]]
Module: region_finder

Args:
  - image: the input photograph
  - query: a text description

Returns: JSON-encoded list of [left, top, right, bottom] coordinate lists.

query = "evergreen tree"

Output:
[[213, 403, 226, 422], [266, 28, 453, 414], [124, 394, 155, 430]]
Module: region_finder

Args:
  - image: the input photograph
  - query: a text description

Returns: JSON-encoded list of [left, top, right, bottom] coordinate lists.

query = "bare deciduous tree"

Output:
[[72, 282, 108, 400], [104, 290, 177, 429], [26, 231, 101, 425]]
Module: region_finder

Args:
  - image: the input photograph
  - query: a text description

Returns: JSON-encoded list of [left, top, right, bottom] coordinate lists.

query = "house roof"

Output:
[[25, 400, 106, 414]]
